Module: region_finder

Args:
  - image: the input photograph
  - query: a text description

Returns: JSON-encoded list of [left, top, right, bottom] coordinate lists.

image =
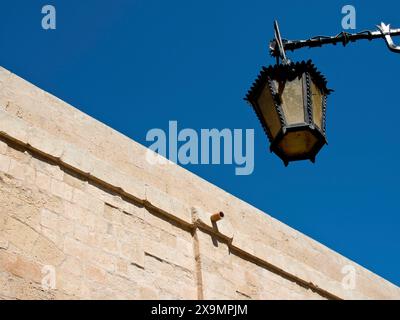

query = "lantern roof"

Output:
[[245, 60, 332, 103]]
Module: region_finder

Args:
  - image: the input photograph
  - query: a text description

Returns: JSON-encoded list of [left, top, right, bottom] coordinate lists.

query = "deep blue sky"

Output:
[[1, 0, 399, 286]]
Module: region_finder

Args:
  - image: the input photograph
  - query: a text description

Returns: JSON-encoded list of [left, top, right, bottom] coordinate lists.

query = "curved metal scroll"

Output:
[[377, 22, 400, 53]]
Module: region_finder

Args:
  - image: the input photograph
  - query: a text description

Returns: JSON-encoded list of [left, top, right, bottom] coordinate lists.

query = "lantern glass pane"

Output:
[[311, 80, 323, 130], [257, 83, 282, 139], [277, 130, 318, 157], [278, 78, 305, 125]]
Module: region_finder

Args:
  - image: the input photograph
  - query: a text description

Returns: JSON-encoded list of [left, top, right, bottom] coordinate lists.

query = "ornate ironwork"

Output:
[[304, 72, 313, 126], [270, 21, 400, 59]]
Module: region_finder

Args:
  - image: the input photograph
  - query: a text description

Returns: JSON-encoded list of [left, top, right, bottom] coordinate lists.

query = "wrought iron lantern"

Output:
[[246, 21, 400, 166], [245, 60, 331, 166]]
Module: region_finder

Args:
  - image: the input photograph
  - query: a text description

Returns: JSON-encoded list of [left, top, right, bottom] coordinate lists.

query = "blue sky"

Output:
[[1, 0, 399, 286]]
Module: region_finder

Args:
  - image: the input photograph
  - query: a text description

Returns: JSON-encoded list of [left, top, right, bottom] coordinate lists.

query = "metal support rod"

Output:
[[273, 21, 289, 64], [270, 22, 400, 57]]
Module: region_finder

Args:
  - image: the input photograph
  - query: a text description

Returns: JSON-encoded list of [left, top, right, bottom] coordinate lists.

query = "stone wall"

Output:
[[0, 66, 399, 299]]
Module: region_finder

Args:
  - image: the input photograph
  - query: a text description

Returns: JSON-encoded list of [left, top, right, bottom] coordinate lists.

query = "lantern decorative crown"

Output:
[[245, 60, 332, 166]]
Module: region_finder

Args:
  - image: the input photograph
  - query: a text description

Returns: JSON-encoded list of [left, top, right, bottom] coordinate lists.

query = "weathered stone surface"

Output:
[[0, 140, 7, 154], [0, 251, 42, 283], [28, 127, 64, 159], [0, 110, 28, 144], [61, 143, 94, 175], [2, 217, 40, 253], [145, 185, 191, 225], [0, 154, 11, 173]]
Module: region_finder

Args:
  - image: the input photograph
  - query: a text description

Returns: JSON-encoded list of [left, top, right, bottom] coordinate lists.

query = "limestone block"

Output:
[[89, 248, 116, 273], [30, 156, 64, 181], [61, 143, 94, 175], [143, 208, 178, 236], [5, 146, 31, 164], [59, 256, 82, 278], [40, 208, 59, 231], [203, 288, 236, 300], [28, 127, 64, 159], [0, 154, 11, 173], [35, 171, 51, 192], [55, 215, 73, 237], [72, 188, 103, 213], [3, 217, 40, 253], [63, 237, 91, 262], [103, 203, 123, 225], [0, 111, 28, 144], [41, 195, 64, 216], [144, 240, 193, 271], [0, 140, 7, 154], [191, 206, 210, 225], [50, 179, 73, 201], [113, 224, 137, 244], [176, 237, 193, 260], [56, 271, 84, 298], [119, 177, 146, 202], [84, 264, 107, 284], [121, 202, 146, 222], [145, 185, 191, 225], [139, 286, 159, 299], [31, 235, 65, 266], [97, 233, 118, 254], [159, 229, 177, 248], [0, 251, 42, 283], [0, 272, 55, 300], [63, 201, 83, 221], [8, 159, 35, 182], [41, 226, 63, 248], [0, 66, 11, 88], [93, 218, 110, 235], [63, 172, 86, 190], [90, 158, 122, 189], [115, 258, 129, 278], [0, 215, 5, 232], [127, 263, 147, 284], [201, 270, 229, 294], [278, 254, 350, 299], [0, 237, 9, 250], [120, 239, 145, 269], [73, 224, 96, 246]]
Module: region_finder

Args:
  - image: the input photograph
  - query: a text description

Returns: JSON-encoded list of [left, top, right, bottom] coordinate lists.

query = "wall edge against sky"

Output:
[[0, 66, 399, 299]]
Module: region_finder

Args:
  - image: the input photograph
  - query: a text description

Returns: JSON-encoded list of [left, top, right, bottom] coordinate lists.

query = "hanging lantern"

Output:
[[245, 60, 332, 166]]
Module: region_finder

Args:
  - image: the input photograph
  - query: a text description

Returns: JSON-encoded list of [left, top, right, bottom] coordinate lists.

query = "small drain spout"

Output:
[[210, 211, 224, 223]]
